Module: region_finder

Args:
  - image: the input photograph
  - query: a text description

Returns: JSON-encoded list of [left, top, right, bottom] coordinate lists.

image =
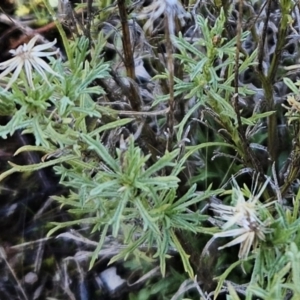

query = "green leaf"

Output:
[[89, 179, 118, 196], [175, 100, 203, 142], [14, 145, 50, 155], [243, 111, 275, 125], [110, 190, 130, 237], [109, 233, 150, 265], [173, 184, 223, 211], [0, 154, 78, 182], [141, 150, 180, 178], [214, 256, 255, 300], [190, 58, 208, 80], [284, 77, 300, 95], [89, 224, 109, 269], [90, 118, 134, 137], [155, 228, 170, 277], [139, 176, 180, 189], [47, 217, 101, 237], [227, 282, 242, 300], [170, 229, 194, 278], [58, 96, 74, 115], [81, 133, 119, 171], [135, 198, 160, 235], [32, 116, 49, 147]]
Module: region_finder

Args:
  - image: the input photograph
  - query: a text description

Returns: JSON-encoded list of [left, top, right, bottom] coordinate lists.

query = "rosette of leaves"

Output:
[[48, 133, 223, 277]]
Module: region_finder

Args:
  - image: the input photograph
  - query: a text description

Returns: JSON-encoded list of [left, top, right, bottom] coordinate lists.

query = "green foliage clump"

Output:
[[2, 0, 300, 299]]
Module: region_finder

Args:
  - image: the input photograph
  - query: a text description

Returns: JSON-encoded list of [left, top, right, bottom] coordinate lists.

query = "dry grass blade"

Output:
[[0, 246, 28, 300]]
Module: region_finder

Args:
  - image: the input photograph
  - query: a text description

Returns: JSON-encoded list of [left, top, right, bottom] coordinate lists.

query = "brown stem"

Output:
[[164, 16, 175, 143], [86, 0, 93, 49], [234, 1, 266, 179], [117, 0, 141, 111], [256, 0, 278, 164]]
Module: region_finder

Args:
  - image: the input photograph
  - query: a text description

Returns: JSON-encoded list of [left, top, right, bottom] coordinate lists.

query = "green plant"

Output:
[[0, 23, 223, 280], [2, 1, 300, 299]]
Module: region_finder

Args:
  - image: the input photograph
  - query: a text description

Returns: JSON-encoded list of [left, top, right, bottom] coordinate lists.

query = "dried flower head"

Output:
[[210, 177, 270, 260], [282, 94, 300, 125], [137, 0, 190, 35], [285, 94, 300, 112], [0, 35, 62, 91]]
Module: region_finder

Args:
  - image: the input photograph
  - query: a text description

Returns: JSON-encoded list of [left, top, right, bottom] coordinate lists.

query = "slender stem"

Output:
[[165, 16, 175, 143], [268, 0, 291, 83], [43, 0, 75, 70], [256, 0, 278, 164], [117, 0, 141, 111], [86, 0, 93, 49], [233, 0, 272, 199]]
